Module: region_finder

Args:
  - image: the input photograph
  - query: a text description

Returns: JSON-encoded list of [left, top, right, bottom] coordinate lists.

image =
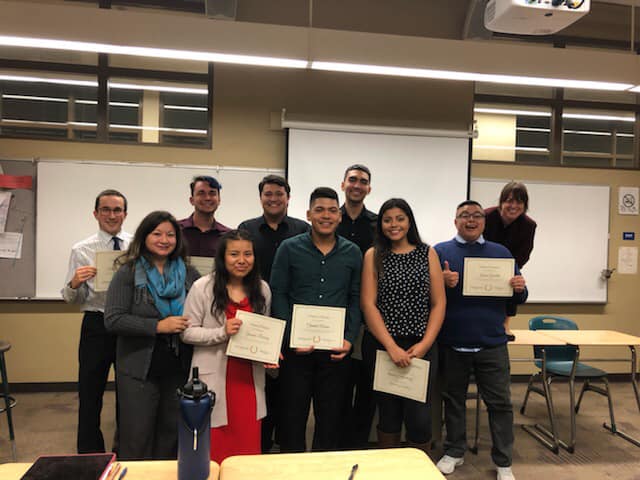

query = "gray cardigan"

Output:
[[104, 261, 200, 381]]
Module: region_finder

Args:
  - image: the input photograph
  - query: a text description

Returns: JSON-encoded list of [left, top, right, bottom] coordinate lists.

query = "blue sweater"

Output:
[[434, 238, 528, 348]]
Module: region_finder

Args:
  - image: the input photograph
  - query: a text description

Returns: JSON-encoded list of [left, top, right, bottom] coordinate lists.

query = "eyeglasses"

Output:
[[456, 212, 485, 220], [97, 207, 125, 215]]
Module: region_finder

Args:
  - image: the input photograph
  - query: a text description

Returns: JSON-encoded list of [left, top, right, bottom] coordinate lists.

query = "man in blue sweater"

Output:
[[434, 200, 527, 480]]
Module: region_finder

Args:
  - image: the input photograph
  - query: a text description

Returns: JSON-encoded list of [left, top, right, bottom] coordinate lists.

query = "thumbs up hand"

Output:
[[442, 260, 459, 288]]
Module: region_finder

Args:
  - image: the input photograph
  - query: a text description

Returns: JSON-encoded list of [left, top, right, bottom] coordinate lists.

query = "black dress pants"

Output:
[[278, 350, 351, 453], [77, 311, 117, 453]]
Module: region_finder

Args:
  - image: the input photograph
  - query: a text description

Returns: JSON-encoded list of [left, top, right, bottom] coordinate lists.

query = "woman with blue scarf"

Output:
[[105, 211, 200, 460]]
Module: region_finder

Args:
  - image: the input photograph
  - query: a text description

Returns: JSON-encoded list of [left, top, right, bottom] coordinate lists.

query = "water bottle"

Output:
[[177, 367, 215, 480]]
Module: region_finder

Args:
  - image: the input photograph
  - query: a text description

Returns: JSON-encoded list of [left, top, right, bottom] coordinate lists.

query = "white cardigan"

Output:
[[181, 274, 272, 428]]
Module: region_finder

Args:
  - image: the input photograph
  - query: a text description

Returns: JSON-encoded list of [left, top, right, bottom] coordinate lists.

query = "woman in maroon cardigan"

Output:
[[483, 181, 536, 339]]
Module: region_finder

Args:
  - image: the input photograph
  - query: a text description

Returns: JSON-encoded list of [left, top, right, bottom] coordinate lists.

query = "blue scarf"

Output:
[[135, 256, 187, 318]]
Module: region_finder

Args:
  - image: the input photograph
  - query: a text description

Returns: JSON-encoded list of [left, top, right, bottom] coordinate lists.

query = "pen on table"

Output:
[[117, 466, 128, 480], [347, 464, 358, 480]]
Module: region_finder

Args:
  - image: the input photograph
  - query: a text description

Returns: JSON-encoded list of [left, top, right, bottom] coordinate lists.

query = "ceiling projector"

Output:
[[485, 0, 590, 35]]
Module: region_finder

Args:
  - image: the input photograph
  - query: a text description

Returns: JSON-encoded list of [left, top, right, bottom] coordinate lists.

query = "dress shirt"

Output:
[[61, 229, 132, 312], [270, 232, 363, 345], [178, 214, 231, 258], [336, 205, 377, 255], [238, 214, 309, 282]]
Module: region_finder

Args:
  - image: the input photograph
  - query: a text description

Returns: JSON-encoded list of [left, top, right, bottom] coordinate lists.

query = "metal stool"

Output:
[[0, 341, 17, 461]]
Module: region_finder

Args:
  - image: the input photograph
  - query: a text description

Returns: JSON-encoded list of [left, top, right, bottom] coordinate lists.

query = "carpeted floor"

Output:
[[1, 381, 639, 479]]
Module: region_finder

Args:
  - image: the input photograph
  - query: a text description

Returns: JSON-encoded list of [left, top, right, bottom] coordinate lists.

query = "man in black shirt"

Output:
[[337, 164, 377, 255], [337, 164, 378, 449], [238, 174, 309, 452]]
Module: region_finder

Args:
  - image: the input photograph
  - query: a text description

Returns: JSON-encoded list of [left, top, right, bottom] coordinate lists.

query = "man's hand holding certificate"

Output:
[[290, 304, 345, 350], [462, 257, 515, 297], [373, 350, 430, 403], [226, 311, 286, 365]]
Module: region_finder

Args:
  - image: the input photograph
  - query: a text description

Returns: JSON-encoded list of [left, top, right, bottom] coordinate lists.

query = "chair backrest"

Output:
[[529, 315, 578, 362]]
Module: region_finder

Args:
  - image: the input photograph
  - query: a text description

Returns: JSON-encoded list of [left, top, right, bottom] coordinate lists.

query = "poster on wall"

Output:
[[618, 246, 638, 275], [618, 186, 639, 215]]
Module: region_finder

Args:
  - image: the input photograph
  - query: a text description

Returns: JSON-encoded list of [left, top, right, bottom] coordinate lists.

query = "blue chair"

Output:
[[521, 315, 616, 453]]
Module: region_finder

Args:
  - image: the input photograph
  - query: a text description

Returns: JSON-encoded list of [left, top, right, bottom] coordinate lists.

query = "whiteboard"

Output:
[[471, 179, 610, 304], [36, 160, 284, 299], [287, 129, 470, 246]]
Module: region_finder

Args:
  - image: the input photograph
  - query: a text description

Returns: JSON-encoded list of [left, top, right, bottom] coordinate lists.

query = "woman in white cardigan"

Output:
[[182, 229, 273, 463]]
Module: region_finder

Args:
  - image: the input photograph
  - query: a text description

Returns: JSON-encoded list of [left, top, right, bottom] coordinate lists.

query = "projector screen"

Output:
[[287, 128, 470, 247]]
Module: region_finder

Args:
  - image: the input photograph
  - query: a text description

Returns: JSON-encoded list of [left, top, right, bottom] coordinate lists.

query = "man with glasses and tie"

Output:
[[434, 200, 527, 480], [62, 189, 132, 454]]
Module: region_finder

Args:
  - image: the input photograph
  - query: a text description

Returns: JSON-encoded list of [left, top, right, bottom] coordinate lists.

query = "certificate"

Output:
[[94, 250, 122, 292], [290, 304, 345, 350], [462, 257, 514, 297], [373, 350, 430, 403], [189, 256, 215, 276], [226, 311, 286, 365]]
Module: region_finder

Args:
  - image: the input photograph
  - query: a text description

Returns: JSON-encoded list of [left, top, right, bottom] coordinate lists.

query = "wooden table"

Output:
[[510, 329, 567, 347], [536, 329, 640, 450], [220, 448, 445, 480], [0, 460, 219, 479]]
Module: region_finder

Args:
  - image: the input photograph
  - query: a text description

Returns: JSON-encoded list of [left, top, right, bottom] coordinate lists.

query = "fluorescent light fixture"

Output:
[[312, 61, 634, 91], [76, 99, 140, 108], [563, 129, 611, 136], [1, 118, 206, 135], [0, 74, 96, 87], [0, 74, 205, 95], [563, 113, 635, 122], [2, 96, 139, 108], [109, 82, 207, 95], [475, 107, 551, 117], [476, 107, 636, 123], [2, 118, 68, 126], [474, 145, 549, 152], [109, 124, 207, 134], [0, 35, 632, 92], [0, 35, 308, 69], [516, 127, 632, 137], [164, 104, 208, 112], [516, 127, 550, 133], [2, 94, 68, 103]]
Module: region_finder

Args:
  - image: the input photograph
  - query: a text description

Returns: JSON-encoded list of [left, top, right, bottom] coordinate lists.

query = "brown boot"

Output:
[[377, 428, 401, 448]]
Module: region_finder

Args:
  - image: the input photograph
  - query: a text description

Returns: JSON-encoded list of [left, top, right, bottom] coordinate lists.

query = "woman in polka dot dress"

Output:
[[360, 198, 446, 451]]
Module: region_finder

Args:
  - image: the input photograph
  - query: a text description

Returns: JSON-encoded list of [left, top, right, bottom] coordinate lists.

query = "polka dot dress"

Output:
[[376, 243, 431, 338]]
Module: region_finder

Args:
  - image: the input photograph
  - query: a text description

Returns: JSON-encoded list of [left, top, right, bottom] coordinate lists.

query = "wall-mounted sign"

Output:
[[619, 186, 639, 215], [623, 232, 635, 241]]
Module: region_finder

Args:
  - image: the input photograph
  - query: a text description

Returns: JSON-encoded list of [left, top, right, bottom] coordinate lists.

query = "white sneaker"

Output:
[[496, 466, 515, 480], [436, 455, 464, 475]]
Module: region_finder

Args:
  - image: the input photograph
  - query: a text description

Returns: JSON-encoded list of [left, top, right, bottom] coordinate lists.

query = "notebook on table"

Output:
[[21, 453, 116, 480]]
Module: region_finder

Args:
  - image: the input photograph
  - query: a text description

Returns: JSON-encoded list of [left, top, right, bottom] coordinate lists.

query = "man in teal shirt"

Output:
[[270, 187, 362, 452]]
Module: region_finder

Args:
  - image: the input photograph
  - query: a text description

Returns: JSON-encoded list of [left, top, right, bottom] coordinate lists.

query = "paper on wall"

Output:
[[0, 232, 22, 259], [0, 191, 11, 233], [618, 246, 638, 275]]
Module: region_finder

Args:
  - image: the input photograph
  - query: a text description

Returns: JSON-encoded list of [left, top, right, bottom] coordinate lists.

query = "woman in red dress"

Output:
[[182, 230, 275, 463]]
